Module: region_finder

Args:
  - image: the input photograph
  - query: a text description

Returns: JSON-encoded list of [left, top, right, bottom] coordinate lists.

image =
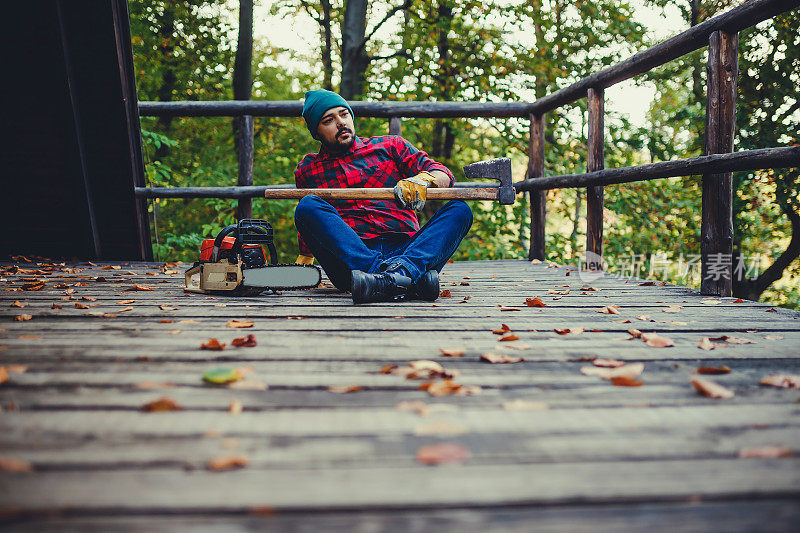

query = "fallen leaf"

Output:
[[698, 337, 716, 351], [763, 334, 784, 340], [525, 297, 546, 307], [74, 303, 90, 309], [118, 307, 134, 312], [0, 457, 33, 472], [460, 282, 470, 286], [178, 319, 198, 324], [709, 335, 754, 345], [593, 358, 625, 368], [11, 301, 25, 308], [627, 329, 643, 339], [492, 324, 511, 334], [125, 285, 154, 291], [421, 379, 481, 397], [380, 364, 398, 374], [134, 381, 173, 389], [413, 422, 469, 436], [554, 327, 584, 335], [231, 334, 257, 347], [501, 342, 531, 350], [159, 305, 178, 311], [81, 296, 97, 302], [14, 314, 33, 321], [596, 305, 619, 314], [214, 303, 227, 308], [638, 281, 655, 286], [207, 454, 248, 471], [5, 365, 27, 374], [202, 367, 242, 384], [21, 282, 45, 291], [228, 378, 268, 390], [610, 376, 643, 387], [51, 304, 62, 310], [229, 399, 243, 415], [117, 299, 135, 304], [439, 290, 451, 297], [141, 397, 183, 412], [481, 352, 523, 364], [439, 347, 465, 357], [700, 299, 721, 306], [0, 367, 7, 385], [733, 298, 744, 303], [416, 443, 470, 465], [327, 385, 362, 393], [662, 305, 682, 313], [501, 399, 548, 411], [500, 306, 521, 311], [201, 338, 226, 351], [691, 378, 734, 399], [409, 360, 445, 373], [697, 366, 731, 375], [635, 314, 651, 321], [759, 374, 800, 389], [581, 362, 644, 381], [17, 335, 40, 339], [226, 319, 254, 328], [497, 333, 520, 342], [738, 446, 793, 459], [642, 332, 674, 347], [395, 400, 430, 416]]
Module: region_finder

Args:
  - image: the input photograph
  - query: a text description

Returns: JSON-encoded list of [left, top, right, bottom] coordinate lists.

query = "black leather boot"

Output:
[[407, 269, 439, 301], [351, 270, 412, 304]]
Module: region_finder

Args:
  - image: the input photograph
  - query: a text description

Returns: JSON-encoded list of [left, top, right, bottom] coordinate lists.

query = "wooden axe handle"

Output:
[[264, 187, 500, 201]]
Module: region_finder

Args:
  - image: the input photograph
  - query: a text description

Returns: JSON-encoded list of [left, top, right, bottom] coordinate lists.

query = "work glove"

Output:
[[295, 254, 315, 265], [393, 171, 438, 211]]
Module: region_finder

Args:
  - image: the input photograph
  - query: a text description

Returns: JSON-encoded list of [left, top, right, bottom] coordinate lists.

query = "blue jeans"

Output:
[[294, 195, 473, 291]]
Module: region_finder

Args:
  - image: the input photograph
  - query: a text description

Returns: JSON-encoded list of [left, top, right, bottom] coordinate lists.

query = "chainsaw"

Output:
[[184, 219, 321, 296]]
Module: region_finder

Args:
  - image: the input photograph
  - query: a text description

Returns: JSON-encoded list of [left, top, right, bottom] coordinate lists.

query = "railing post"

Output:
[[528, 113, 546, 260], [701, 30, 738, 296], [586, 87, 604, 270], [389, 116, 402, 136], [236, 115, 254, 220]]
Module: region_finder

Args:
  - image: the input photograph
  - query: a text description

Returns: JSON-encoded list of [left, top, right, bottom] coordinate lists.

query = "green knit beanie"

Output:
[[302, 89, 354, 139]]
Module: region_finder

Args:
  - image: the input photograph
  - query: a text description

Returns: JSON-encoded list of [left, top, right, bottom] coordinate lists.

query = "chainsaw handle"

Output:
[[211, 225, 238, 262], [185, 263, 201, 289]]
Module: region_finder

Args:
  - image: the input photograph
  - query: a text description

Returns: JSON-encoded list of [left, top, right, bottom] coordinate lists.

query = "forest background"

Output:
[[130, 0, 800, 308]]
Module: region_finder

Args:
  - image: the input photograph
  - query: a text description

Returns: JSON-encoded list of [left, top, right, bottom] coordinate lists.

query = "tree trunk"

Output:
[[320, 0, 334, 90], [733, 205, 800, 301], [154, 7, 176, 159], [233, 0, 254, 220], [340, 0, 369, 99]]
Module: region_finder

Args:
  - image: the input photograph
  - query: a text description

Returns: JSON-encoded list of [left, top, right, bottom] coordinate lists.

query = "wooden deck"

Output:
[[1, 258, 799, 531]]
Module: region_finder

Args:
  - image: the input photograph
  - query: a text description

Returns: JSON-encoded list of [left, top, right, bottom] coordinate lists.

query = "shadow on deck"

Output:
[[1, 258, 799, 531]]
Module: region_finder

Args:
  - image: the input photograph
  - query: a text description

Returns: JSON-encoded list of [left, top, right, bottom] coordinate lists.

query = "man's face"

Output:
[[316, 106, 355, 153]]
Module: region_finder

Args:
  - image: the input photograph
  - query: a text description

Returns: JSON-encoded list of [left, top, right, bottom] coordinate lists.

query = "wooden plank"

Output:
[[6, 500, 799, 533], [2, 404, 798, 438], [1, 459, 799, 511], [389, 116, 401, 136]]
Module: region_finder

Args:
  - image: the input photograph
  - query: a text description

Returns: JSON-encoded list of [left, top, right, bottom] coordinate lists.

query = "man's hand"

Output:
[[394, 171, 438, 211], [295, 254, 314, 265]]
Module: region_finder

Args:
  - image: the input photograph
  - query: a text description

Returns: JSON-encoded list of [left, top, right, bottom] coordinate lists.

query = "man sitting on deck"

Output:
[[293, 89, 473, 304]]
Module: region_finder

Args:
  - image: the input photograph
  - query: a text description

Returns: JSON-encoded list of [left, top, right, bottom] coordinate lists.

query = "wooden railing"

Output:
[[137, 0, 800, 296]]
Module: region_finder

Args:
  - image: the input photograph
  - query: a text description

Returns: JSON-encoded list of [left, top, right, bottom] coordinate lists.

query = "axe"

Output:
[[263, 158, 515, 205]]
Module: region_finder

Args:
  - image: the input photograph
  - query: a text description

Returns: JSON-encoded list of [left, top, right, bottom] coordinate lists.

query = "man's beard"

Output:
[[321, 129, 355, 153]]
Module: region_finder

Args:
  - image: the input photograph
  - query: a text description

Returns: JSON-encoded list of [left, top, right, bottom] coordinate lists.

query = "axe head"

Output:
[[462, 157, 515, 205]]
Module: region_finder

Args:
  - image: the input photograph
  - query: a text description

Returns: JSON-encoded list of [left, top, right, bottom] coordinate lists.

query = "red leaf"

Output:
[[610, 376, 643, 387], [141, 397, 183, 412], [201, 338, 226, 351], [697, 366, 731, 375], [416, 443, 471, 465], [439, 290, 452, 297], [231, 334, 257, 347], [525, 297, 546, 307], [207, 454, 248, 471]]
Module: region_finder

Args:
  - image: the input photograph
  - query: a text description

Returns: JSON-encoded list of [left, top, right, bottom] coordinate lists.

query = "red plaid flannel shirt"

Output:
[[294, 135, 454, 256]]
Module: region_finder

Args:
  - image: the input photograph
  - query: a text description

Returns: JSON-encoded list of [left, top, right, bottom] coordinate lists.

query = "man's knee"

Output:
[[294, 195, 324, 225], [448, 200, 473, 229]]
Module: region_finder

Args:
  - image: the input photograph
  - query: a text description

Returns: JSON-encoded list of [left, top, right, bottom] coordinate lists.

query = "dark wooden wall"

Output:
[[2, 0, 151, 261]]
